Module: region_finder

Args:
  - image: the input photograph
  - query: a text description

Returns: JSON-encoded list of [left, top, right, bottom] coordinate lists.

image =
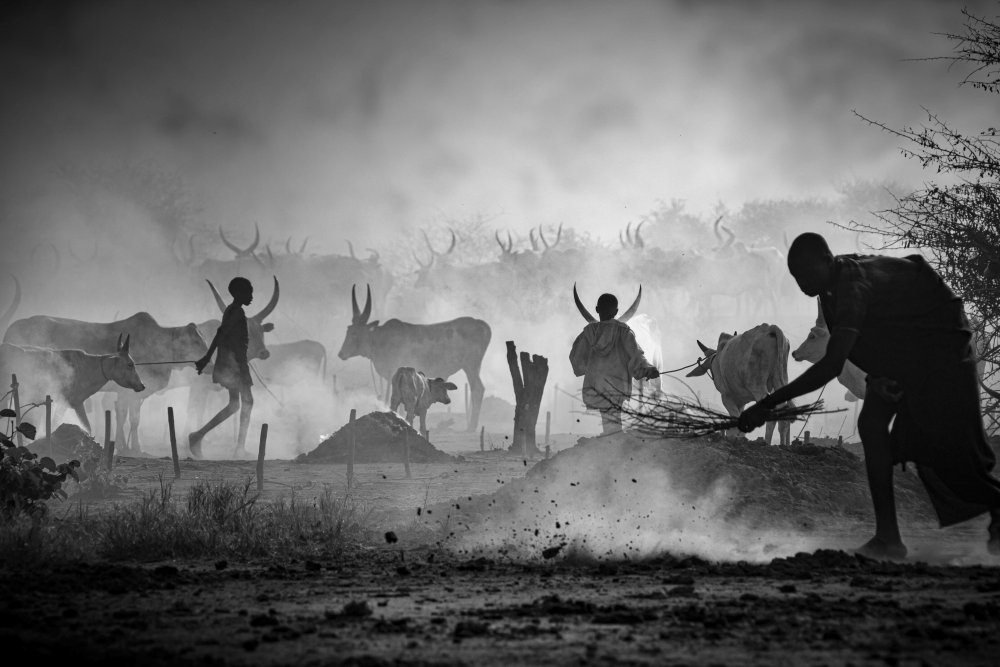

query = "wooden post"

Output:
[[103, 410, 113, 471], [804, 430, 811, 444], [403, 428, 411, 479], [347, 408, 356, 490], [545, 444, 551, 459], [257, 423, 268, 493], [505, 341, 548, 458], [479, 425, 485, 453], [553, 383, 558, 433], [11, 374, 22, 447], [167, 407, 180, 479], [837, 435, 843, 448], [545, 411, 551, 445], [45, 395, 52, 459]]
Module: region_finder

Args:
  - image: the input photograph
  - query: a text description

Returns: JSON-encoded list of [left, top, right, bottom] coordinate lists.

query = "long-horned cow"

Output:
[[389, 366, 457, 438], [791, 298, 867, 402], [3, 313, 208, 451], [686, 323, 795, 445], [338, 284, 491, 431], [0, 335, 145, 431]]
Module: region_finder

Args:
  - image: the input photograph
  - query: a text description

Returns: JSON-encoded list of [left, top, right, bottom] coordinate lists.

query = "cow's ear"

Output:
[[261, 323, 275, 332], [686, 360, 711, 377], [444, 382, 458, 390]]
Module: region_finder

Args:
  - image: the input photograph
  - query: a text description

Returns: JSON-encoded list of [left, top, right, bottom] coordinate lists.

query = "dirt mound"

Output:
[[27, 424, 103, 462], [297, 411, 458, 464], [411, 432, 941, 563]]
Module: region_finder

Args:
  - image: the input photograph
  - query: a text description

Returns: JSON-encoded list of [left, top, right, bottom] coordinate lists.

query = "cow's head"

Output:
[[686, 339, 717, 377], [107, 333, 146, 392], [791, 326, 829, 363], [206, 276, 279, 360], [428, 377, 458, 406], [573, 284, 642, 323], [338, 284, 379, 360]]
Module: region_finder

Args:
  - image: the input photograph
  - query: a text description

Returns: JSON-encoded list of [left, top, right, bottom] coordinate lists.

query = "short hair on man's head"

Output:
[[596, 293, 618, 315], [787, 233, 832, 267], [228, 277, 252, 297]]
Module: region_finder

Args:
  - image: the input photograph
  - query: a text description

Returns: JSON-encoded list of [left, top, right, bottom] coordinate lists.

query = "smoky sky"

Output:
[[0, 0, 996, 248]]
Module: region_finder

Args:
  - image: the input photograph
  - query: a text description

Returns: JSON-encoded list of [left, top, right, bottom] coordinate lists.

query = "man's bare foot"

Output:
[[854, 537, 907, 561], [988, 522, 1000, 556], [188, 434, 203, 460]]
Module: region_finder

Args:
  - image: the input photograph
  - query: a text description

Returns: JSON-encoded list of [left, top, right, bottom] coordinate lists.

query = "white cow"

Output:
[[687, 323, 794, 445], [791, 299, 867, 402], [389, 366, 458, 439]]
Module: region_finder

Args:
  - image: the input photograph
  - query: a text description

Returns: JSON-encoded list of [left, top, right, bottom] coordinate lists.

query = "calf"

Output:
[[687, 323, 794, 445], [791, 299, 866, 402], [389, 366, 457, 438]]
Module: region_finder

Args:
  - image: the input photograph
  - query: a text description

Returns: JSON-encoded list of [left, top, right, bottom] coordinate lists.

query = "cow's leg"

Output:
[[466, 368, 485, 432], [763, 420, 775, 446], [127, 397, 143, 454], [855, 388, 906, 559], [113, 394, 128, 451], [418, 412, 428, 440], [720, 397, 742, 439]]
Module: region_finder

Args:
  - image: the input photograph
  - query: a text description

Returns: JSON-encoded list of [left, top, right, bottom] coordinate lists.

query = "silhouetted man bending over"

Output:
[[189, 277, 254, 459], [739, 232, 1000, 559], [570, 293, 659, 435]]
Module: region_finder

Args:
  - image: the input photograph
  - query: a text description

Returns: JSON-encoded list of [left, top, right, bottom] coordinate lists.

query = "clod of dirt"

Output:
[[384, 531, 398, 544], [28, 424, 102, 462], [297, 411, 458, 464]]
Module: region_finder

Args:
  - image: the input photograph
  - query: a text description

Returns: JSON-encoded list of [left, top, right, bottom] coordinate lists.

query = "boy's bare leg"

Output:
[[989, 508, 1000, 555], [233, 385, 253, 458], [189, 388, 240, 459], [856, 392, 906, 559]]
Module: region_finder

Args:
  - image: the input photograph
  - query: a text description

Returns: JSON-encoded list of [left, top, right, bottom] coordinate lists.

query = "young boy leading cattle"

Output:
[[570, 286, 659, 435], [189, 277, 255, 459]]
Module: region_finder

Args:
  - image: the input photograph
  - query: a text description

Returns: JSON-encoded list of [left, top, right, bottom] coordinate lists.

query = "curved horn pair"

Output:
[[205, 275, 280, 322], [351, 284, 372, 324], [286, 237, 310, 255], [538, 222, 563, 251], [423, 229, 457, 257], [494, 231, 514, 254], [573, 284, 642, 323], [219, 224, 260, 257]]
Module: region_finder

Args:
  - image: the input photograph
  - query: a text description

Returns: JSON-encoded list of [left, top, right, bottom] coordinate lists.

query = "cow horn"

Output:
[[246, 224, 260, 254], [0, 274, 21, 332], [206, 279, 227, 312], [626, 222, 633, 246], [634, 221, 645, 249], [299, 237, 309, 254], [413, 250, 432, 271], [697, 340, 711, 354], [347, 240, 357, 260], [619, 285, 642, 322], [219, 227, 243, 256], [529, 228, 539, 252], [265, 244, 275, 267], [619, 230, 627, 249], [538, 224, 549, 250], [366, 248, 380, 262], [351, 284, 360, 320], [573, 283, 596, 323], [117, 332, 123, 351], [445, 228, 456, 254], [122, 333, 131, 354], [506, 231, 513, 253], [712, 215, 724, 246], [252, 275, 280, 322], [552, 222, 563, 248], [361, 284, 372, 323], [285, 237, 293, 255]]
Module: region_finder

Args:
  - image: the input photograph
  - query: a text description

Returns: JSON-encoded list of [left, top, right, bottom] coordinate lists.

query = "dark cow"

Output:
[[3, 313, 208, 451], [389, 366, 457, 438], [338, 284, 491, 431], [686, 323, 794, 445], [0, 334, 144, 432]]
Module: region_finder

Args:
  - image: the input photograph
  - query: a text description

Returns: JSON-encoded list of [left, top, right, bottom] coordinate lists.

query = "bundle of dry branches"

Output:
[[613, 391, 842, 439]]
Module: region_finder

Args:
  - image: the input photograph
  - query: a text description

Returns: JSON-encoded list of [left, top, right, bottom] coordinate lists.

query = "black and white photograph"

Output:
[[1, 1, 1000, 665]]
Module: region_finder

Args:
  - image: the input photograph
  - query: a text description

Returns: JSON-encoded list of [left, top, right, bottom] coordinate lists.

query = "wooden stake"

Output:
[[104, 410, 113, 471], [45, 395, 52, 459], [804, 430, 811, 444], [403, 427, 411, 479], [167, 407, 180, 479], [545, 411, 551, 445], [257, 423, 268, 493], [480, 425, 485, 453], [11, 374, 22, 447], [348, 408, 356, 490]]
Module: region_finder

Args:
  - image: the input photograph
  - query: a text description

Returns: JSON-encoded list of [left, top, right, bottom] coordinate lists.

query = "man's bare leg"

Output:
[[233, 385, 253, 458], [856, 392, 907, 559], [988, 508, 1000, 555], [189, 388, 239, 459], [600, 408, 622, 435]]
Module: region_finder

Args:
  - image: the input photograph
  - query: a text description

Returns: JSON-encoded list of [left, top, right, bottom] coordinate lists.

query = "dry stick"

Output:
[[167, 407, 180, 479], [479, 425, 485, 453], [403, 427, 411, 479], [545, 411, 551, 445], [104, 410, 114, 472], [45, 395, 52, 459], [347, 408, 356, 490], [257, 423, 268, 493], [11, 374, 22, 447]]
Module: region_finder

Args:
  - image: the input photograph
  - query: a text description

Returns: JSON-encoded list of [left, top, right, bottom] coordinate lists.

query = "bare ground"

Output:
[[4, 432, 1000, 666]]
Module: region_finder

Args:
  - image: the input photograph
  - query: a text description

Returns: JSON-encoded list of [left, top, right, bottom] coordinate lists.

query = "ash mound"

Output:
[[297, 411, 459, 464], [414, 432, 938, 563], [28, 424, 103, 462]]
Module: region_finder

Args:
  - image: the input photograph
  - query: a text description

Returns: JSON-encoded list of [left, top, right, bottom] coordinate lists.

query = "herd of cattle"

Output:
[[12, 219, 989, 454]]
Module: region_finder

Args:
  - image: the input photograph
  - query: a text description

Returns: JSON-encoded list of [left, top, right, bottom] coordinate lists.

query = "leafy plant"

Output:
[[0, 416, 80, 520]]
